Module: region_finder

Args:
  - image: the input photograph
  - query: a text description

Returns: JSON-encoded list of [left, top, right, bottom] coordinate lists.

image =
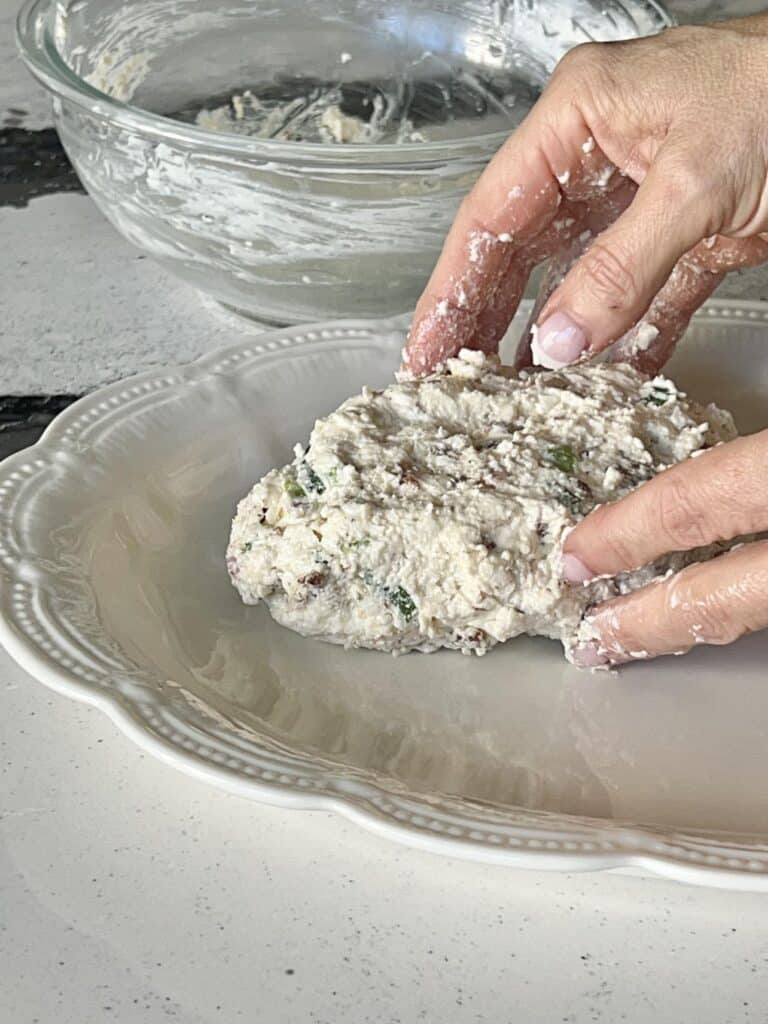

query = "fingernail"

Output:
[[531, 312, 587, 369], [562, 552, 595, 585], [570, 642, 611, 669]]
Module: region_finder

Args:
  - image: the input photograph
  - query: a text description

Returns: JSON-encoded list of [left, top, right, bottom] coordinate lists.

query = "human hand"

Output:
[[563, 431, 768, 667], [404, 16, 768, 377]]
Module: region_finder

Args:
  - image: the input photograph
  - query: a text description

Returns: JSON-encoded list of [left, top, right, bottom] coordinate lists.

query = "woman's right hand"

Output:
[[403, 16, 768, 378]]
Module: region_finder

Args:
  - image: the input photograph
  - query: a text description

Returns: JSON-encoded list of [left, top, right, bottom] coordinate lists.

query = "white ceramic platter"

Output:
[[3, 299, 768, 889]]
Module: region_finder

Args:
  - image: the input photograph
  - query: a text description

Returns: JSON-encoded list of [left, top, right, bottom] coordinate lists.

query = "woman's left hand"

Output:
[[564, 430, 768, 667]]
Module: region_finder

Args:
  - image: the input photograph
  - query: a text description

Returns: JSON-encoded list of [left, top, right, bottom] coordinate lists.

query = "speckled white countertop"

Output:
[[4, 1, 768, 1021], [5, 634, 768, 1024]]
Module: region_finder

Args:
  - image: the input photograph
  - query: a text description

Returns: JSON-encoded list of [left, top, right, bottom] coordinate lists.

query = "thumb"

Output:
[[530, 159, 711, 369]]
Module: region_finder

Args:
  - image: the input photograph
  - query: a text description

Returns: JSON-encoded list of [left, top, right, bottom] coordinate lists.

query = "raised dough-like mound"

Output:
[[227, 351, 735, 661]]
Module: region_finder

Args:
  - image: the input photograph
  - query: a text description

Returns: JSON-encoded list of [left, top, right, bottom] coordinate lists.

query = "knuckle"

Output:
[[656, 477, 711, 553], [577, 240, 641, 309], [601, 526, 643, 573], [555, 42, 610, 80], [551, 42, 624, 114], [661, 157, 715, 209]]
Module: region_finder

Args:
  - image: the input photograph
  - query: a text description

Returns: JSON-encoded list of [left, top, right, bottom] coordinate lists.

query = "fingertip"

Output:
[[585, 600, 652, 667], [561, 551, 595, 585], [569, 641, 611, 669], [404, 298, 475, 377], [531, 312, 588, 368]]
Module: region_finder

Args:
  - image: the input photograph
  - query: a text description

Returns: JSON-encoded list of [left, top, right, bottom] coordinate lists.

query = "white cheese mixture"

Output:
[[195, 89, 424, 144], [227, 352, 735, 662]]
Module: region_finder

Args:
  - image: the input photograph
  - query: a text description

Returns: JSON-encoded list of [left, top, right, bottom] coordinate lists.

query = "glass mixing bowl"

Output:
[[17, 0, 672, 324]]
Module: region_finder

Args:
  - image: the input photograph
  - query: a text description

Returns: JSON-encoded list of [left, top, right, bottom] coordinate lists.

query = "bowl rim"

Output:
[[16, 0, 674, 163]]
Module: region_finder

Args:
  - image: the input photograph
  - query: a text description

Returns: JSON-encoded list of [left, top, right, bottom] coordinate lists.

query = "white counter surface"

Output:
[[4, 0, 768, 1020], [4, 638, 768, 1024]]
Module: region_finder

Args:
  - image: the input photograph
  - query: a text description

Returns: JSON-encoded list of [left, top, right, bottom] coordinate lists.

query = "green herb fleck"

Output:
[[546, 443, 578, 474], [303, 465, 326, 494], [386, 585, 417, 623], [284, 478, 306, 499], [349, 538, 370, 549], [360, 572, 417, 623], [241, 541, 253, 553], [555, 479, 591, 516], [642, 383, 674, 407], [555, 490, 584, 515]]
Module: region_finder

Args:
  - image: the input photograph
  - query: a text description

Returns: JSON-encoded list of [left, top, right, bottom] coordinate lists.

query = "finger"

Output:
[[475, 193, 619, 361], [608, 236, 768, 372], [404, 191, 599, 374], [531, 154, 711, 368], [562, 432, 768, 585], [403, 225, 526, 377], [696, 233, 768, 273], [576, 539, 768, 666], [402, 132, 555, 376], [471, 257, 532, 356], [403, 79, 624, 375], [476, 205, 596, 361], [605, 257, 723, 372], [516, 180, 637, 368]]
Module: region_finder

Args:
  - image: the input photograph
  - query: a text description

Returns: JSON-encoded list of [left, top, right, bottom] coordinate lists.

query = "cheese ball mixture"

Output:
[[227, 351, 736, 662]]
